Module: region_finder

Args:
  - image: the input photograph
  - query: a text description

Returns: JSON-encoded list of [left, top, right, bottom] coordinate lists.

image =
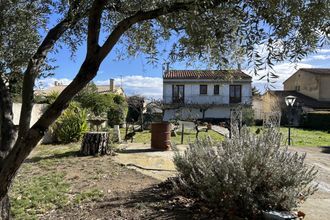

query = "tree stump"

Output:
[[80, 132, 110, 156]]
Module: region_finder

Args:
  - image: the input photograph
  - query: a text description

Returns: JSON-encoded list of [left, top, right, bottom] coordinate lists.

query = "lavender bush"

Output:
[[173, 127, 317, 217]]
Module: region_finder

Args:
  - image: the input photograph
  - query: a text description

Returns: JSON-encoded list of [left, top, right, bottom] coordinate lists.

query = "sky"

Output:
[[36, 23, 330, 99]]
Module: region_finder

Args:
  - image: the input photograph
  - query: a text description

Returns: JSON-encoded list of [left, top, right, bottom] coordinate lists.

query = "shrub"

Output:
[[173, 127, 317, 218], [242, 107, 255, 126], [52, 102, 88, 144], [107, 104, 127, 127], [302, 111, 330, 130]]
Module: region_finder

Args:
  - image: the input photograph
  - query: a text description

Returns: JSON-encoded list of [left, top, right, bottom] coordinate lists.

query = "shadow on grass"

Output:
[[117, 148, 166, 154], [96, 185, 195, 219], [320, 146, 330, 154], [25, 150, 80, 163]]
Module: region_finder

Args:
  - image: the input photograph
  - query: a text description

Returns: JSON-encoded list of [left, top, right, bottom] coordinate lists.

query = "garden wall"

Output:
[[13, 103, 53, 143]]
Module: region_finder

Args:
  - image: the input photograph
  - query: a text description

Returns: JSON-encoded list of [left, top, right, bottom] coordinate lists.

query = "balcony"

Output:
[[163, 95, 252, 107]]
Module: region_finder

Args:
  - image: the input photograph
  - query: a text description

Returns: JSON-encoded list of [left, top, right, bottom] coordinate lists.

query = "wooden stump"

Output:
[[80, 132, 110, 156]]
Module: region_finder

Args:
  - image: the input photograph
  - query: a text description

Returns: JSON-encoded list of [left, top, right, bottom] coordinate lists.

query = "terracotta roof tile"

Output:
[[163, 70, 251, 80]]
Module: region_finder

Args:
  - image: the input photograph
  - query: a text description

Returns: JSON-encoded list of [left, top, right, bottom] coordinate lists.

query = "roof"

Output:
[[265, 90, 330, 109], [283, 68, 330, 84], [163, 70, 252, 80], [35, 84, 124, 96], [299, 68, 330, 75]]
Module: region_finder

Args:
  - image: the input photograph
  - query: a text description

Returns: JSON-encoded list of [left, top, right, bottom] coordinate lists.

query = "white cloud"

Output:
[[302, 54, 330, 62], [35, 77, 72, 89], [112, 75, 163, 98], [316, 48, 330, 54], [247, 62, 313, 92]]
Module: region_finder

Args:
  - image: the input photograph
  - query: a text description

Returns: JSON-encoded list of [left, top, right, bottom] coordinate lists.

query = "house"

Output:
[[261, 68, 330, 126], [283, 68, 330, 101], [162, 69, 252, 122], [35, 79, 125, 96]]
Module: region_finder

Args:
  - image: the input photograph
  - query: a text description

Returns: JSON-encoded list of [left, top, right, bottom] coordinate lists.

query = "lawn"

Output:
[[118, 127, 224, 145], [249, 126, 330, 147], [117, 126, 330, 147]]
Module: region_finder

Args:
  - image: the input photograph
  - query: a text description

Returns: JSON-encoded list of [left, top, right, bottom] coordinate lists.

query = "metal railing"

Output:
[[163, 95, 252, 105]]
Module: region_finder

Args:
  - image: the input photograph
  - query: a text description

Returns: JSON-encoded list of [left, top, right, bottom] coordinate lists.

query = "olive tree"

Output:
[[0, 0, 329, 218]]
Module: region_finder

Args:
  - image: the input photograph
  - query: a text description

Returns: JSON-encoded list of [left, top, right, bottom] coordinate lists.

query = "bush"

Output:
[[107, 105, 126, 127], [52, 102, 88, 144], [302, 111, 330, 130], [242, 107, 255, 126], [173, 127, 317, 218]]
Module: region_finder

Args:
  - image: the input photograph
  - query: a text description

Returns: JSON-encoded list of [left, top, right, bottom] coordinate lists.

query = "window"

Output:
[[295, 85, 300, 91], [214, 85, 219, 95], [200, 85, 207, 95], [229, 85, 241, 103], [172, 85, 184, 103]]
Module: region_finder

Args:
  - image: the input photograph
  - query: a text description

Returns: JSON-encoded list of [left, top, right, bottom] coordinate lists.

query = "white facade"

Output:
[[163, 79, 252, 121]]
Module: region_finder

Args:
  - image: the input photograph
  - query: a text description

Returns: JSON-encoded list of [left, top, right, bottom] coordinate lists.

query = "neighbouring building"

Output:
[[35, 78, 125, 96], [283, 68, 330, 101], [162, 69, 252, 122], [261, 68, 330, 126]]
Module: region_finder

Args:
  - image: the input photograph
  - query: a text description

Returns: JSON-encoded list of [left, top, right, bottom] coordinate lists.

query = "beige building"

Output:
[[283, 68, 330, 101], [35, 79, 125, 96], [259, 68, 330, 126]]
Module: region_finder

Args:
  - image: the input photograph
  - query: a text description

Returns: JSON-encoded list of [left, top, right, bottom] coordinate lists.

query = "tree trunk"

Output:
[[80, 132, 110, 156], [0, 194, 10, 220]]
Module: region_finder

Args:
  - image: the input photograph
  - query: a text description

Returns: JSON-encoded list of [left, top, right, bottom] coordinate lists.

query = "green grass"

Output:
[[74, 188, 104, 204], [9, 143, 104, 219], [10, 172, 70, 220], [249, 126, 330, 147], [119, 128, 224, 145]]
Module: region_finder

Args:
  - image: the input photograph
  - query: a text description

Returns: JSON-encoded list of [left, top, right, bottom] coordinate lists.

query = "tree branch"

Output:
[[99, 1, 196, 60], [18, 4, 88, 140], [86, 0, 106, 57], [0, 75, 16, 157]]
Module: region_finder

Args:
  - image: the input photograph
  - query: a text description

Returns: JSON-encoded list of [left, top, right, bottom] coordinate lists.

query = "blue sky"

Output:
[[37, 31, 330, 99]]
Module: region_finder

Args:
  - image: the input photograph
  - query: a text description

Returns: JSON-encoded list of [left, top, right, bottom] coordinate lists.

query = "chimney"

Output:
[[54, 81, 59, 86], [166, 62, 170, 72], [110, 79, 115, 92], [237, 63, 241, 70]]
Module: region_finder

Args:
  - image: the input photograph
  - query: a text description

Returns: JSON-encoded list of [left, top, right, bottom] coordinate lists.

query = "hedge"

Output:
[[302, 111, 330, 130]]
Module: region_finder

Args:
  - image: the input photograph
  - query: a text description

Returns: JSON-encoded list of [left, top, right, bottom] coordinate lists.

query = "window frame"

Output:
[[229, 85, 242, 103], [172, 84, 185, 103], [200, 85, 208, 95], [214, 85, 220, 95]]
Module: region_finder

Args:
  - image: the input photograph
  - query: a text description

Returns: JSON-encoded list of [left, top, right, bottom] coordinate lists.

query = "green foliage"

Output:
[[74, 83, 127, 122], [242, 107, 255, 126], [10, 172, 69, 220], [174, 127, 317, 218], [126, 96, 144, 122], [52, 102, 88, 144], [302, 111, 330, 131], [45, 91, 60, 104]]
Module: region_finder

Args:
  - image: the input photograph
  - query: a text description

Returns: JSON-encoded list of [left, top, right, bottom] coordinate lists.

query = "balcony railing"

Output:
[[163, 95, 252, 106]]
